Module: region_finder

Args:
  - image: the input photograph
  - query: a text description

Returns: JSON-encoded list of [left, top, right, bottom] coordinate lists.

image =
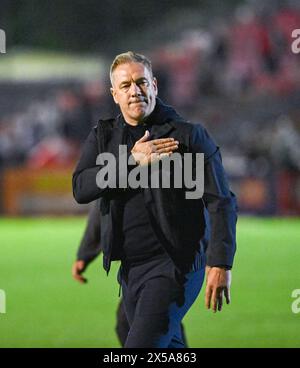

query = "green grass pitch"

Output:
[[0, 216, 299, 348]]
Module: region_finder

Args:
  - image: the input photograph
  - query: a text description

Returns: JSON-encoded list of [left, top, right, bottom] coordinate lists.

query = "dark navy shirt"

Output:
[[121, 121, 166, 264]]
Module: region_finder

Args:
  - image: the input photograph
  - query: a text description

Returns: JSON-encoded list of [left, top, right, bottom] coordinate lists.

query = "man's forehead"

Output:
[[112, 62, 151, 81]]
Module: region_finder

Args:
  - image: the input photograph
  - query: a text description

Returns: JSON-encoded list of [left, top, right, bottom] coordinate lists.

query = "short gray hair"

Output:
[[110, 51, 153, 85]]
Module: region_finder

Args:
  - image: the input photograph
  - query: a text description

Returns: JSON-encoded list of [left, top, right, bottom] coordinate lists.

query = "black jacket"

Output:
[[73, 99, 237, 274]]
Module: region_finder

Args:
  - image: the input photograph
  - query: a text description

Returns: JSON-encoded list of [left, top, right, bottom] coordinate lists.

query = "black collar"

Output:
[[118, 98, 182, 138]]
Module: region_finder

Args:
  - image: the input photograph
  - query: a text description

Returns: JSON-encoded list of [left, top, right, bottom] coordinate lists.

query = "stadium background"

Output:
[[0, 0, 300, 347]]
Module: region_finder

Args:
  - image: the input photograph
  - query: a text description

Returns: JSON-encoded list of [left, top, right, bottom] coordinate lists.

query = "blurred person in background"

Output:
[[72, 51, 237, 348]]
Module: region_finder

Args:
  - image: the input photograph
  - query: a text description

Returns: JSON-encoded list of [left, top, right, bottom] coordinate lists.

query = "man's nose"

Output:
[[129, 82, 142, 96]]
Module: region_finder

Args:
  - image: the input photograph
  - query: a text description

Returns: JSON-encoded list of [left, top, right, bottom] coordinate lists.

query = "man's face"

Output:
[[110, 62, 158, 125]]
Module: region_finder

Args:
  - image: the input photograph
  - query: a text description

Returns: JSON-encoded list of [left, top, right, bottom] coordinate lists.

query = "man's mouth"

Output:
[[130, 98, 147, 105]]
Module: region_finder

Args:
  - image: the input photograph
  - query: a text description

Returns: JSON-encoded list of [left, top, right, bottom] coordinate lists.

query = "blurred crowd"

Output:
[[0, 2, 299, 176], [150, 2, 300, 104], [0, 81, 115, 169]]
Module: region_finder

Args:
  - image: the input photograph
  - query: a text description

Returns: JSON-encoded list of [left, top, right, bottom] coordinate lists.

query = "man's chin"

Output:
[[126, 112, 147, 124], [131, 108, 147, 118], [131, 104, 146, 112]]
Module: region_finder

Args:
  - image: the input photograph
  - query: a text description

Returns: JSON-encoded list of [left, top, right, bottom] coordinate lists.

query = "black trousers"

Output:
[[116, 300, 188, 347], [119, 255, 205, 348]]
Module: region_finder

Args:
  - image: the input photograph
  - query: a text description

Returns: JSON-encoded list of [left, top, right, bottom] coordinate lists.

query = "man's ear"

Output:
[[153, 77, 158, 96], [110, 87, 119, 104]]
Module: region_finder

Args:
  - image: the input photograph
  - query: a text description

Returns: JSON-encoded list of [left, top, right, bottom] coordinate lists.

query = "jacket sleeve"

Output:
[[190, 124, 238, 268], [72, 128, 104, 204], [77, 200, 102, 264], [72, 126, 131, 204]]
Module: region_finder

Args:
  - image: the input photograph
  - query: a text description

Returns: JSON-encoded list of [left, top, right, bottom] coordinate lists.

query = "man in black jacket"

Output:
[[72, 200, 188, 347], [72, 51, 237, 348]]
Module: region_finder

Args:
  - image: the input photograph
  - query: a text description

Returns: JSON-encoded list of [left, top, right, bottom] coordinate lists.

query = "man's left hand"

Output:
[[205, 266, 231, 313]]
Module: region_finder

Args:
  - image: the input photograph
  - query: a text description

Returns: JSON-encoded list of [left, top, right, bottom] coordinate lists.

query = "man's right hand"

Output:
[[131, 130, 179, 166], [72, 260, 88, 284]]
